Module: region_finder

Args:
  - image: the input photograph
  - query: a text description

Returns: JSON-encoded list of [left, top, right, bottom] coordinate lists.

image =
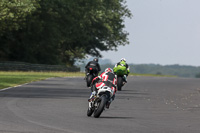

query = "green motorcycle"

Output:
[[113, 65, 127, 91]]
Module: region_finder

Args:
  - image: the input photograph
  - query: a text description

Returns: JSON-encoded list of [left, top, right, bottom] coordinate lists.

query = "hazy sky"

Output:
[[101, 0, 200, 66]]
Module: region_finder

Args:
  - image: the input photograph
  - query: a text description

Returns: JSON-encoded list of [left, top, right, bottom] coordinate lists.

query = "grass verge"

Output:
[[0, 71, 84, 89], [0, 71, 176, 90]]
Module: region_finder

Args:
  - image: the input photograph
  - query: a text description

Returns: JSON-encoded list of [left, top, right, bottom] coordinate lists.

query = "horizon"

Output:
[[79, 58, 200, 67]]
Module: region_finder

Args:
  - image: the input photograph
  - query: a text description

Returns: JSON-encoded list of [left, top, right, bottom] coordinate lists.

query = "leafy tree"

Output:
[[0, 0, 132, 66], [0, 0, 38, 35], [0, 0, 39, 61]]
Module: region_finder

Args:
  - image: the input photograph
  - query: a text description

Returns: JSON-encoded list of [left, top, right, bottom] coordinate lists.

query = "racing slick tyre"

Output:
[[117, 76, 123, 91], [93, 95, 107, 118], [86, 75, 93, 87], [87, 108, 94, 117]]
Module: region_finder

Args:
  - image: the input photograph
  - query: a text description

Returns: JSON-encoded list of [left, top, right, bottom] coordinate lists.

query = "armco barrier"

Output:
[[0, 61, 80, 72]]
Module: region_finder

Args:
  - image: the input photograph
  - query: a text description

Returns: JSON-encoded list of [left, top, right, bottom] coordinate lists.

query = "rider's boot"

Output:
[[88, 91, 96, 102], [106, 95, 115, 109], [84, 73, 89, 80], [106, 98, 113, 109], [106, 102, 110, 109]]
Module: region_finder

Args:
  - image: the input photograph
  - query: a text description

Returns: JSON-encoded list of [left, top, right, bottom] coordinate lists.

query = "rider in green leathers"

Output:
[[113, 58, 130, 83]]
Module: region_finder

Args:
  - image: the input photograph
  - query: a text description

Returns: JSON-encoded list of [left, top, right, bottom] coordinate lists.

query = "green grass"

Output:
[[0, 71, 85, 89], [0, 71, 176, 90]]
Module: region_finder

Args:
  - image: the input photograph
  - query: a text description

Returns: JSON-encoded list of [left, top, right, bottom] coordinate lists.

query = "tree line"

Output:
[[129, 64, 200, 78], [77, 59, 200, 78], [0, 0, 132, 66]]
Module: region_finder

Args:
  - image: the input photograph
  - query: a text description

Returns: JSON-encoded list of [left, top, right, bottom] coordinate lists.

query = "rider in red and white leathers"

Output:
[[89, 68, 117, 108]]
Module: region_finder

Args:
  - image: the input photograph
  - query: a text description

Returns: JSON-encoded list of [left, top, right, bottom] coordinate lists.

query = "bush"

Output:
[[195, 73, 200, 78]]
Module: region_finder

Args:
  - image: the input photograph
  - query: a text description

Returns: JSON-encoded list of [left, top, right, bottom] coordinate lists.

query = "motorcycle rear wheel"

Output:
[[86, 74, 93, 87], [117, 76, 123, 91], [93, 95, 107, 118]]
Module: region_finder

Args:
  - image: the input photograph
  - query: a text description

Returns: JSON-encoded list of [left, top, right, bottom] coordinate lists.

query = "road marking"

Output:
[[0, 83, 29, 92], [0, 84, 26, 92], [0, 77, 79, 92]]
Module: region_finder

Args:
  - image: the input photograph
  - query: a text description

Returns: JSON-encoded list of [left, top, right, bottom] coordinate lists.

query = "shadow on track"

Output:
[[0, 88, 90, 99]]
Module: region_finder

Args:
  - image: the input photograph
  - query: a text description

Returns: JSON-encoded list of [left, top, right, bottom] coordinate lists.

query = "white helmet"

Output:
[[105, 68, 113, 73], [121, 58, 126, 62]]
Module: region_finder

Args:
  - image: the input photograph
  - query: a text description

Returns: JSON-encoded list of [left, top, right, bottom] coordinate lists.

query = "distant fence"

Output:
[[0, 61, 80, 72]]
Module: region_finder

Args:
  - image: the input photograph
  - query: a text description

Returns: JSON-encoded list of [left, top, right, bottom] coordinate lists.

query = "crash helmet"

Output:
[[93, 58, 98, 62], [120, 58, 126, 62], [105, 68, 113, 73]]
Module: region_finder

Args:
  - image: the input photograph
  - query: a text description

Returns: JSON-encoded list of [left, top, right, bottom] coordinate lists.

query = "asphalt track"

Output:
[[0, 76, 200, 133]]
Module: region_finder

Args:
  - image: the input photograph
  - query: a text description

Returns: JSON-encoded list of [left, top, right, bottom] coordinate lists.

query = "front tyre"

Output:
[[87, 108, 94, 117], [93, 95, 107, 118]]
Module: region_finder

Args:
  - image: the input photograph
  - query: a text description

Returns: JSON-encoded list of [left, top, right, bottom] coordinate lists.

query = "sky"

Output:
[[101, 0, 200, 66]]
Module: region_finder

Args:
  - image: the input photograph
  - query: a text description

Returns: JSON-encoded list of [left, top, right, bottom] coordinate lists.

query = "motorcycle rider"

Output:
[[85, 58, 101, 78], [113, 58, 130, 83], [89, 68, 117, 109]]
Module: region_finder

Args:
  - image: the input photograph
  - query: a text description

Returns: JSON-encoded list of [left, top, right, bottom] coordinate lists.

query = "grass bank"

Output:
[[0, 71, 176, 90], [0, 71, 84, 89]]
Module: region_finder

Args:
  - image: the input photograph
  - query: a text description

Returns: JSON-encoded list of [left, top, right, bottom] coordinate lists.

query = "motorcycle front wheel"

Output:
[[93, 95, 107, 118], [87, 108, 94, 117]]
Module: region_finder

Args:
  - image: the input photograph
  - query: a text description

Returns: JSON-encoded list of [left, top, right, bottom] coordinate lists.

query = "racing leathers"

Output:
[[89, 71, 117, 108], [85, 60, 101, 77]]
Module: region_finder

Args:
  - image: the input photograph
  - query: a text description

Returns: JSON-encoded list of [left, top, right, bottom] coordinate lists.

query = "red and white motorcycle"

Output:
[[87, 84, 115, 118]]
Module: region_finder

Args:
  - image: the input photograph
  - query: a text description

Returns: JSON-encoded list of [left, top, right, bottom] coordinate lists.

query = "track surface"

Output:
[[0, 76, 200, 133]]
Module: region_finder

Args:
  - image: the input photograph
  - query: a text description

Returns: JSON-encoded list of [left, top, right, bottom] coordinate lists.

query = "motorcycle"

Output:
[[116, 75, 125, 91], [87, 84, 115, 118], [86, 67, 96, 87], [113, 65, 127, 91]]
